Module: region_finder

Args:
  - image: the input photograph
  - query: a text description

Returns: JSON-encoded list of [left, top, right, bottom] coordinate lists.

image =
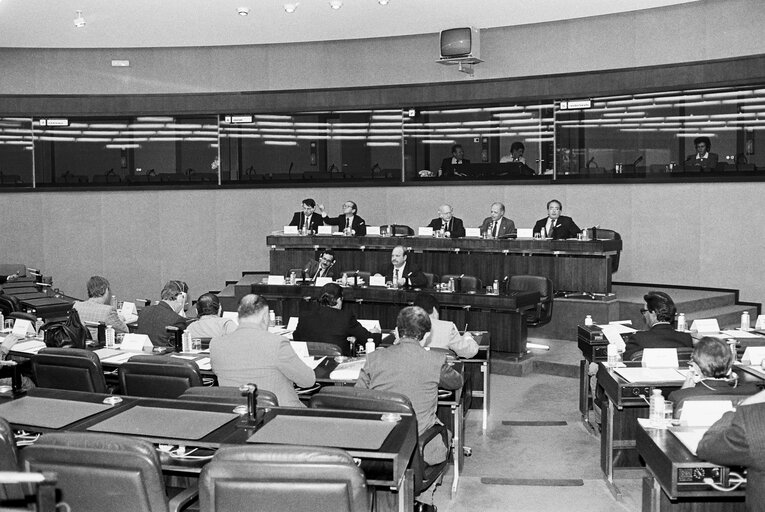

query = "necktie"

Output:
[[493, 221, 499, 238], [303, 215, 309, 229], [394, 269, 399, 282], [444, 220, 449, 232], [346, 217, 350, 229], [546, 219, 554, 237]]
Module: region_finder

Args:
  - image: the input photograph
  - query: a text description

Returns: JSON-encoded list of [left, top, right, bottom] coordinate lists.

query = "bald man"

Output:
[[479, 202, 515, 238], [426, 204, 465, 238]]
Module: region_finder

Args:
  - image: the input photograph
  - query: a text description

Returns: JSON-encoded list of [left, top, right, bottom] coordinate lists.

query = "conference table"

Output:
[[0, 387, 418, 512], [266, 233, 622, 294]]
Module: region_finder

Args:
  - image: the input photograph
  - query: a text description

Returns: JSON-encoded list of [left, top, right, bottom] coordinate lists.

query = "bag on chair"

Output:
[[42, 308, 91, 349]]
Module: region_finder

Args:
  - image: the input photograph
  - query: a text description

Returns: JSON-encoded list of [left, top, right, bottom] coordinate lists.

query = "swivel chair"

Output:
[[380, 224, 414, 237], [509, 275, 554, 327], [178, 386, 279, 408], [118, 355, 202, 398], [586, 228, 622, 273], [32, 347, 108, 394], [440, 274, 482, 293]]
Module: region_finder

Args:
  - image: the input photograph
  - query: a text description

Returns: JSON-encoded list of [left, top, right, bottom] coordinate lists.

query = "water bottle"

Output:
[[584, 315, 593, 326], [105, 325, 115, 348], [741, 311, 751, 331], [448, 277, 455, 292], [649, 389, 665, 428], [607, 343, 619, 368], [493, 280, 499, 295], [0, 311, 4, 332], [727, 339, 738, 364], [342, 273, 348, 286], [290, 271, 296, 285], [35, 317, 44, 334], [366, 338, 375, 354], [677, 313, 687, 332], [182, 331, 192, 352]]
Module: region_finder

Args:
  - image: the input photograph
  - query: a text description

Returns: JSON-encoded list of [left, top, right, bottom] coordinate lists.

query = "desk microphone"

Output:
[[287, 162, 294, 179], [586, 156, 596, 168], [632, 155, 643, 167]]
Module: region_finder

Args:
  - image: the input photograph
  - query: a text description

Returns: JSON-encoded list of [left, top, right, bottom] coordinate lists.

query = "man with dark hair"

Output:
[[669, 336, 760, 409], [377, 245, 427, 289], [439, 143, 470, 177], [210, 294, 315, 407], [288, 198, 323, 233], [300, 249, 337, 282], [292, 282, 372, 355], [697, 390, 765, 512], [500, 141, 526, 164], [357, 306, 462, 511], [185, 292, 237, 339], [73, 275, 128, 339], [136, 280, 190, 347], [479, 202, 515, 238], [623, 291, 693, 360], [684, 136, 719, 171], [317, 200, 366, 236], [426, 204, 465, 238], [532, 199, 581, 239], [413, 292, 479, 358]]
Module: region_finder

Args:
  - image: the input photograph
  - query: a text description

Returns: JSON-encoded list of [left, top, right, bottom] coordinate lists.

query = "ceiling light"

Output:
[[237, 7, 249, 16], [329, 0, 343, 9], [283, 2, 299, 13], [73, 10, 86, 28]]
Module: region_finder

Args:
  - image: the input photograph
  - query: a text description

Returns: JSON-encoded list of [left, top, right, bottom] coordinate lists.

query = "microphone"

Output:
[[287, 162, 294, 178], [586, 156, 596, 168], [632, 155, 643, 167], [303, 265, 310, 283], [354, 270, 359, 287]]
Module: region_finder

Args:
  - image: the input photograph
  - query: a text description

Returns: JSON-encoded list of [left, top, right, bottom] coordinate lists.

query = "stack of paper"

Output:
[[330, 359, 366, 381]]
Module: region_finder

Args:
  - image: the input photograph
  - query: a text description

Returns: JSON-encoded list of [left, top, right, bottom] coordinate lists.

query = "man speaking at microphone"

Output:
[[533, 199, 581, 239], [301, 249, 337, 283], [376, 246, 427, 289]]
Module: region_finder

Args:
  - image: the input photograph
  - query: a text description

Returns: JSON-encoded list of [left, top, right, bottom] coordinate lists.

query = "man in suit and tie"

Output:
[[301, 249, 337, 282], [479, 202, 515, 238], [622, 291, 693, 360], [426, 204, 465, 238], [377, 246, 427, 289], [683, 136, 719, 172], [439, 144, 470, 177], [317, 200, 366, 236], [288, 198, 323, 233], [532, 199, 580, 239]]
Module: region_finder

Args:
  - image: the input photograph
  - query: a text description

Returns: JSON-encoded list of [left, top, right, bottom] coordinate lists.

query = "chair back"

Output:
[[20, 432, 171, 512], [32, 347, 108, 394], [422, 272, 438, 289], [509, 275, 553, 327], [178, 386, 279, 408], [338, 271, 372, 285], [440, 274, 481, 293], [588, 228, 621, 272], [627, 347, 695, 364], [305, 341, 343, 357], [118, 354, 202, 398], [0, 417, 24, 502], [200, 444, 369, 512], [0, 293, 22, 316], [380, 224, 414, 236]]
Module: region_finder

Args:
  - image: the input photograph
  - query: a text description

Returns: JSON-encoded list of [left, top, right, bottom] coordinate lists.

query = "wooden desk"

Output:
[[267, 234, 622, 294], [227, 282, 537, 355], [636, 421, 746, 511]]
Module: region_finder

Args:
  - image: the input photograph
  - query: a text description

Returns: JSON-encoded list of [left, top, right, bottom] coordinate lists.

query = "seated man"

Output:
[[697, 390, 765, 511], [532, 199, 580, 239], [426, 204, 465, 238], [499, 141, 527, 164], [293, 283, 372, 355], [623, 291, 693, 360], [479, 202, 515, 238], [376, 246, 427, 289], [210, 294, 315, 407], [669, 336, 760, 408], [288, 198, 323, 233], [413, 292, 479, 358], [300, 249, 337, 283], [683, 136, 719, 172], [439, 144, 469, 177], [185, 293, 237, 339], [136, 280, 190, 347], [356, 306, 462, 463], [72, 275, 129, 340], [317, 200, 366, 236]]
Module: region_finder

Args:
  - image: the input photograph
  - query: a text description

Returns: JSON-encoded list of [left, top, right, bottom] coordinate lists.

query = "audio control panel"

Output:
[[677, 466, 725, 485]]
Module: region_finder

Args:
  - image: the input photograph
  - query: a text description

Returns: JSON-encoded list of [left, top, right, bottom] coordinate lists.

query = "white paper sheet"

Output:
[[10, 340, 46, 354], [330, 359, 366, 381], [721, 329, 764, 339], [680, 400, 735, 427], [613, 367, 686, 383], [290, 341, 310, 359], [742, 346, 765, 365], [641, 348, 680, 368]]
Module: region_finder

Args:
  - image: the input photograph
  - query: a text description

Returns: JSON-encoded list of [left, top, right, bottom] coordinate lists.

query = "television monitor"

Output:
[[439, 27, 480, 60]]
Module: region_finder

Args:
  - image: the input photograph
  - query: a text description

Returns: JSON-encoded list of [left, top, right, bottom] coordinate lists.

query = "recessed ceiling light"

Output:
[[329, 0, 343, 10], [284, 2, 299, 13], [379, 0, 390, 4], [237, 7, 250, 16]]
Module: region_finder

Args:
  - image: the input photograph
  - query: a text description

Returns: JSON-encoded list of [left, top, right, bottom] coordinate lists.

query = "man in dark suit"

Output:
[[318, 200, 366, 236], [288, 198, 323, 233], [479, 202, 515, 238], [684, 136, 719, 172], [439, 144, 470, 177], [426, 204, 465, 238], [697, 390, 765, 512], [377, 245, 427, 288], [532, 199, 581, 239], [292, 283, 372, 355], [623, 291, 693, 360], [300, 249, 337, 282], [136, 280, 190, 347]]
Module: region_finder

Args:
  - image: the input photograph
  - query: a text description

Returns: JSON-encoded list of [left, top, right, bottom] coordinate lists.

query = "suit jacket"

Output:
[[292, 304, 372, 356], [380, 262, 428, 288], [288, 211, 323, 232], [185, 315, 238, 339], [439, 157, 470, 178], [479, 217, 516, 238], [697, 402, 765, 511], [623, 323, 694, 360], [298, 259, 336, 281], [668, 379, 761, 408], [422, 317, 479, 358], [73, 299, 129, 340], [136, 301, 188, 347], [533, 215, 581, 240], [426, 217, 465, 238], [210, 325, 315, 407], [684, 152, 719, 172], [323, 214, 366, 236]]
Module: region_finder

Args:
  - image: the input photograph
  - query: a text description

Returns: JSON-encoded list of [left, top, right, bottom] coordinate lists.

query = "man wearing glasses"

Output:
[[302, 249, 337, 283], [317, 200, 366, 236], [288, 198, 324, 234], [623, 291, 693, 360], [426, 204, 465, 238]]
